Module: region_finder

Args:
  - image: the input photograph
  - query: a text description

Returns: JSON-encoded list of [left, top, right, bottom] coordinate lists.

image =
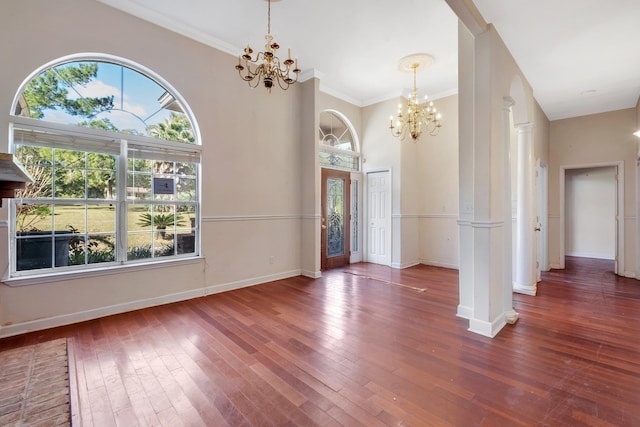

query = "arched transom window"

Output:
[[9, 56, 201, 279], [318, 110, 360, 171]]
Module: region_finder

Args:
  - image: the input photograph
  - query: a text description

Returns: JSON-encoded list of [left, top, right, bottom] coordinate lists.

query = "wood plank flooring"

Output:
[[1, 257, 639, 426]]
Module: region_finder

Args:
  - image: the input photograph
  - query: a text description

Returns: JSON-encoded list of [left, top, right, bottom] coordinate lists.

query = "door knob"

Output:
[[534, 227, 541, 231], [321, 225, 327, 229]]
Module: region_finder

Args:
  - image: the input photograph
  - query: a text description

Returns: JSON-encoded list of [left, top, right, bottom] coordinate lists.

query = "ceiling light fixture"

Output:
[[235, 0, 300, 92], [390, 53, 442, 141]]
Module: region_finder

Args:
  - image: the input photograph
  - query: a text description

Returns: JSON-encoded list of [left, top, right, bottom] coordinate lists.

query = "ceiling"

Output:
[[99, 0, 640, 121]]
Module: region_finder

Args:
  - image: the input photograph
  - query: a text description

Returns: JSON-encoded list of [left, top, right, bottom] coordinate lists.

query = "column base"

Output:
[[468, 316, 507, 338], [513, 282, 537, 296], [456, 304, 473, 320], [505, 309, 519, 324]]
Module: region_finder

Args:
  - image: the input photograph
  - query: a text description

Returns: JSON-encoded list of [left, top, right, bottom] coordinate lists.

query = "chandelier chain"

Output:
[[267, 0, 271, 35]]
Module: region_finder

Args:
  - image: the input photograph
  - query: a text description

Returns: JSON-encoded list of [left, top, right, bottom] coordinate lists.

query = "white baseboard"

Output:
[[514, 283, 537, 296], [456, 304, 472, 320], [565, 252, 614, 260], [301, 269, 322, 279], [468, 314, 506, 338], [392, 261, 419, 269], [204, 270, 302, 295], [419, 259, 460, 270], [0, 287, 205, 339], [0, 269, 305, 339]]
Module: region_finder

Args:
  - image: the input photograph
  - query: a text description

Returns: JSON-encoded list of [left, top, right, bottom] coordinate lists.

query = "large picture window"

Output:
[[9, 56, 200, 278]]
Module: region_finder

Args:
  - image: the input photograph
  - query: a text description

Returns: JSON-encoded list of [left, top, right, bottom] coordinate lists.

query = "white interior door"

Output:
[[535, 162, 548, 281], [367, 171, 391, 266]]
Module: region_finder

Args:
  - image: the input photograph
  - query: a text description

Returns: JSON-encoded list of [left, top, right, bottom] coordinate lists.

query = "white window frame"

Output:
[[6, 116, 202, 284], [319, 109, 361, 172]]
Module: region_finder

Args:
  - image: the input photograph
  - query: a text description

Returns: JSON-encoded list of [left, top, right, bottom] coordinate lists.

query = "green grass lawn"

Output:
[[18, 204, 193, 247]]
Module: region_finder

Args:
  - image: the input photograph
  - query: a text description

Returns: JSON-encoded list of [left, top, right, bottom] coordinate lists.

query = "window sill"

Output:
[[2, 256, 204, 287]]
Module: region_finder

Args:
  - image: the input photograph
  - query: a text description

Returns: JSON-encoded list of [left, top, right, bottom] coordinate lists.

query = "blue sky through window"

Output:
[[23, 61, 185, 137]]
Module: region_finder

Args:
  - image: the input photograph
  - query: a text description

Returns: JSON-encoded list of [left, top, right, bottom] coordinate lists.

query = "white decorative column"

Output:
[[514, 123, 537, 295], [457, 24, 513, 338], [502, 98, 518, 323]]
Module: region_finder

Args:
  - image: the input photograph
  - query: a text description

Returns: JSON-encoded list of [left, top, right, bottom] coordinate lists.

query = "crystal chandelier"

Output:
[[389, 54, 442, 141], [235, 0, 301, 92]]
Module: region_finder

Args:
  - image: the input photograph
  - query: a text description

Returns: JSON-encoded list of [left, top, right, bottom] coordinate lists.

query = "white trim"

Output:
[[8, 53, 204, 280], [456, 304, 473, 320], [419, 259, 459, 270], [391, 261, 419, 269], [319, 109, 362, 154], [393, 214, 459, 220], [10, 53, 202, 145], [392, 214, 420, 219], [301, 214, 321, 220], [96, 0, 239, 57], [0, 220, 7, 228], [559, 162, 624, 274], [319, 86, 363, 107], [11, 116, 201, 157], [419, 213, 459, 219], [565, 251, 615, 260], [513, 283, 537, 296], [362, 88, 459, 109], [202, 214, 300, 222], [456, 219, 504, 228], [205, 270, 302, 295], [468, 315, 507, 338], [0, 267, 305, 338], [3, 257, 203, 287], [301, 269, 322, 279], [0, 286, 205, 339]]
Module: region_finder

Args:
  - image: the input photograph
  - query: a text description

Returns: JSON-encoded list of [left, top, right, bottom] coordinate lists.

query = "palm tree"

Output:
[[137, 212, 186, 239], [148, 113, 194, 144]]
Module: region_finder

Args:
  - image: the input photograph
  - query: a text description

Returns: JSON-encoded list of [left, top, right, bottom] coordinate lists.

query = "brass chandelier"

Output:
[[389, 54, 442, 141], [235, 0, 301, 92]]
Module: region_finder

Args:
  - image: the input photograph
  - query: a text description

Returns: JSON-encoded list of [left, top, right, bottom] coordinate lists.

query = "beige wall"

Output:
[[0, 0, 305, 335], [417, 94, 459, 268], [360, 93, 460, 269], [637, 96, 640, 130], [362, 98, 402, 266], [548, 108, 637, 275]]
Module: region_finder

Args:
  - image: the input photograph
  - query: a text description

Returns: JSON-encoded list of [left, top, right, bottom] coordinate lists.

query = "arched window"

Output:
[[318, 110, 360, 171], [9, 55, 201, 278], [318, 110, 361, 259]]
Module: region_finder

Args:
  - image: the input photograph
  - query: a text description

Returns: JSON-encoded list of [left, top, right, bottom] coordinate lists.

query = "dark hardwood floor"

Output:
[[1, 257, 639, 426]]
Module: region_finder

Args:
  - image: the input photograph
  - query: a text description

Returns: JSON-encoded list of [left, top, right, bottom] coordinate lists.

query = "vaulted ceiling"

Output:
[[100, 0, 640, 121]]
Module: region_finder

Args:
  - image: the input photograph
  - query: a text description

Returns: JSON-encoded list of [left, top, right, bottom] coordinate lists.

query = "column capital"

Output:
[[516, 122, 534, 133], [502, 96, 515, 110]]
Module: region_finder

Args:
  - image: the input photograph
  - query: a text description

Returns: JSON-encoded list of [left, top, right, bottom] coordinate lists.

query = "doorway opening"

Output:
[[559, 163, 623, 274]]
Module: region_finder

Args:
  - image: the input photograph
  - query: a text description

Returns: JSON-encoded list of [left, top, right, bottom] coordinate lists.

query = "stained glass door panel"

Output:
[[321, 168, 350, 270]]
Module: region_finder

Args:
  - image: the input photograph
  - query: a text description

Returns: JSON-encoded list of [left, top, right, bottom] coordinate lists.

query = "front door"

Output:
[[321, 168, 351, 270]]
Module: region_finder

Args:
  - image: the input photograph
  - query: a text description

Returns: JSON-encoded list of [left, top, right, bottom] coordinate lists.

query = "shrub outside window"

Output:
[[9, 57, 201, 277]]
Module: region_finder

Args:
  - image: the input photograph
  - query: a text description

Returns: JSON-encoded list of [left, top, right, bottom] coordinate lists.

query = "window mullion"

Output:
[[116, 139, 128, 263]]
